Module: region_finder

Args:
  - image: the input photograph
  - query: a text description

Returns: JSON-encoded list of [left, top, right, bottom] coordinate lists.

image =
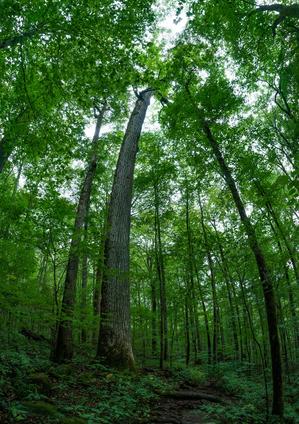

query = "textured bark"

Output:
[[52, 106, 105, 362], [200, 120, 283, 417], [97, 89, 153, 369]]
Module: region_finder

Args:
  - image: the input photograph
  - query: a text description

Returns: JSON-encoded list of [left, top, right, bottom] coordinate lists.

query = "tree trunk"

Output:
[[81, 221, 88, 343], [212, 223, 239, 359], [239, 275, 269, 415], [267, 216, 299, 348], [97, 89, 153, 369], [193, 260, 212, 363], [185, 188, 201, 359], [256, 182, 299, 285], [52, 106, 106, 362], [0, 138, 10, 173], [254, 4, 299, 18], [199, 119, 283, 417], [184, 295, 191, 366], [154, 182, 168, 368], [198, 194, 220, 363], [93, 196, 109, 327], [147, 251, 158, 357]]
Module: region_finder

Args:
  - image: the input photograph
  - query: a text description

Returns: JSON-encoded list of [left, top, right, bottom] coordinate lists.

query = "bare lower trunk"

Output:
[[97, 89, 153, 369]]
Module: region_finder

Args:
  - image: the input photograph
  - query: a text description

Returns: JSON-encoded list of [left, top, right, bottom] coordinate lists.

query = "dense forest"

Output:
[[0, 0, 298, 423]]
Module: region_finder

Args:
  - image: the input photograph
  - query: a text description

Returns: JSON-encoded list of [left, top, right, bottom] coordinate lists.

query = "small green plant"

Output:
[[176, 367, 205, 385], [9, 402, 28, 422]]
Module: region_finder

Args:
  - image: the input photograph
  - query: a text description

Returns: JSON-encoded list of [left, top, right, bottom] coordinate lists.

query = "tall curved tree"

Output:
[[97, 89, 153, 369]]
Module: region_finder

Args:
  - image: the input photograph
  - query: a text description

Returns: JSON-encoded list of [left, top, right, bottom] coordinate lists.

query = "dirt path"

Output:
[[147, 382, 228, 424]]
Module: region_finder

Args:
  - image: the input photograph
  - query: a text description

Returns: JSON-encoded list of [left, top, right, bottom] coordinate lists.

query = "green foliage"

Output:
[[0, 0, 298, 422], [175, 367, 205, 385], [0, 343, 172, 423]]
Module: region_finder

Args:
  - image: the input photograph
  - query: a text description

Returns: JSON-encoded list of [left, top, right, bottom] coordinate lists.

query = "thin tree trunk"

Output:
[[193, 261, 212, 363], [154, 182, 168, 367], [185, 188, 201, 359], [147, 251, 158, 357], [52, 106, 106, 362], [93, 197, 109, 318], [185, 295, 191, 366], [198, 194, 220, 363], [267, 216, 299, 348], [256, 182, 298, 285], [239, 276, 269, 416], [97, 89, 153, 369], [0, 138, 10, 173], [231, 281, 244, 360], [197, 118, 283, 417], [81, 221, 88, 343], [212, 223, 239, 359]]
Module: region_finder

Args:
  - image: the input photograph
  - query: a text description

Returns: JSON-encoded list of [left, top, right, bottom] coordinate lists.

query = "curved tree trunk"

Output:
[[52, 105, 106, 362], [199, 120, 283, 417], [97, 89, 153, 369]]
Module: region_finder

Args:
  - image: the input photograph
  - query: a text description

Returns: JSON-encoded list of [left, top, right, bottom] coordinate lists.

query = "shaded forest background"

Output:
[[0, 0, 298, 423]]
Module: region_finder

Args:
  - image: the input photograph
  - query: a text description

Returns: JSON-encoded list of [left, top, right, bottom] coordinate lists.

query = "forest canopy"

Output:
[[0, 0, 298, 423]]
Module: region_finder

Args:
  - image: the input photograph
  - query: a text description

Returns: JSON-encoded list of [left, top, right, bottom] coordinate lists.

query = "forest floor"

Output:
[[0, 335, 298, 423], [145, 373, 232, 424]]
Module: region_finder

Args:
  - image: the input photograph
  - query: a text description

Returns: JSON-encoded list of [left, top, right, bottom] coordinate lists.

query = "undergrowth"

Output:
[[196, 362, 299, 424], [0, 334, 298, 423], [0, 334, 171, 423]]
